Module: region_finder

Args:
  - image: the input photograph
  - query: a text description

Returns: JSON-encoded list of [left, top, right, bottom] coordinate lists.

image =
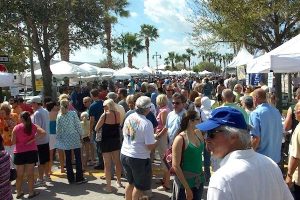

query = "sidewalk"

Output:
[[12, 162, 207, 199]]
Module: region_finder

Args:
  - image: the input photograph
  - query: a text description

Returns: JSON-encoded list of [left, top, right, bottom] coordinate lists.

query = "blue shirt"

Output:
[[55, 111, 83, 150], [166, 109, 186, 145], [89, 100, 103, 127], [249, 103, 283, 163]]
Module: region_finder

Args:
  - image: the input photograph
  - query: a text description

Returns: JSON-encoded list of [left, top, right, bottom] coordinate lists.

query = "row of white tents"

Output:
[[23, 61, 211, 81], [227, 33, 300, 74]]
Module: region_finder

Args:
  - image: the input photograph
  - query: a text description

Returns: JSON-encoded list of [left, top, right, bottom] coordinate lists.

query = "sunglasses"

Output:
[[205, 129, 226, 139], [172, 101, 182, 105], [192, 118, 201, 121]]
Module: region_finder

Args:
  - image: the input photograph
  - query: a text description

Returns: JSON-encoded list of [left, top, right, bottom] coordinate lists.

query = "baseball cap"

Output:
[[28, 96, 42, 104], [196, 107, 247, 131]]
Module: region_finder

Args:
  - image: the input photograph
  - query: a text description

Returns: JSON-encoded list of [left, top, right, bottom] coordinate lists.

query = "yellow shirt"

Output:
[[290, 123, 300, 185]]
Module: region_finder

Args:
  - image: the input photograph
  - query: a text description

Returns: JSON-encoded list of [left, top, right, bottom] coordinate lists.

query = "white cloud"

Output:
[[161, 37, 193, 55], [144, 0, 193, 33], [130, 11, 138, 18]]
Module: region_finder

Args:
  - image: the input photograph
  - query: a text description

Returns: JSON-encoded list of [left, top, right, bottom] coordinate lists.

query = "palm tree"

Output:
[[175, 53, 182, 67], [198, 50, 207, 62], [100, 0, 129, 68], [139, 24, 159, 67], [167, 51, 176, 70], [181, 54, 189, 69], [185, 48, 196, 68], [123, 33, 144, 68], [164, 57, 170, 66], [112, 34, 127, 68]]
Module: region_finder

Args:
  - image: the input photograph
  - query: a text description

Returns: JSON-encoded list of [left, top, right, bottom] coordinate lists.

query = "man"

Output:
[[118, 88, 129, 113], [165, 93, 187, 145], [121, 96, 156, 200], [250, 88, 283, 164], [221, 89, 248, 123], [30, 96, 50, 186], [89, 89, 104, 170], [196, 107, 293, 200], [165, 85, 174, 111], [82, 96, 92, 113]]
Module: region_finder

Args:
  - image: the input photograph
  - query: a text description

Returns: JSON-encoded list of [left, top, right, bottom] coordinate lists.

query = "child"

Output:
[[80, 112, 90, 170]]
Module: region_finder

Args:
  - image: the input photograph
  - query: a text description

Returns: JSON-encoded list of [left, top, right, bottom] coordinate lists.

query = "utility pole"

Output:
[[152, 52, 161, 71]]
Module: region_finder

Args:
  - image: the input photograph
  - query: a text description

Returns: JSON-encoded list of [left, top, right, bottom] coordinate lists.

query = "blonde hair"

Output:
[[59, 94, 69, 101], [156, 94, 167, 107], [60, 99, 69, 114], [103, 99, 116, 111]]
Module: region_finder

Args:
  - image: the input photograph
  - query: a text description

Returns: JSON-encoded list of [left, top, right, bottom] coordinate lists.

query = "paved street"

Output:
[[12, 162, 208, 200]]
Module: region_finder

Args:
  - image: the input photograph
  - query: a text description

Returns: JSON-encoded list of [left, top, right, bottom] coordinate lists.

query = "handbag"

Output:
[[10, 168, 17, 181], [162, 134, 185, 175]]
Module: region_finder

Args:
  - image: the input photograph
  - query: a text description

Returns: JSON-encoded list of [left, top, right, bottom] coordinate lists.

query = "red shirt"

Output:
[[20, 103, 33, 114]]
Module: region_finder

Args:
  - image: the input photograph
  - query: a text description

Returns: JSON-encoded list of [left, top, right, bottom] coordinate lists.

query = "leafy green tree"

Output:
[[123, 33, 144, 68], [139, 24, 159, 67], [99, 0, 129, 68], [185, 48, 196, 68], [164, 57, 170, 66], [0, 34, 28, 72], [193, 62, 221, 73], [0, 0, 104, 97], [190, 0, 300, 110]]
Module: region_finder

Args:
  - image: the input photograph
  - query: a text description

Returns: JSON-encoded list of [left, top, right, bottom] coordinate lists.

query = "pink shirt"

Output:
[[156, 106, 170, 132], [14, 123, 38, 153]]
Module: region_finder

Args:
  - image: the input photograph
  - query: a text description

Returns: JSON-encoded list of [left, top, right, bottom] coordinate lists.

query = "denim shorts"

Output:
[[121, 154, 152, 191]]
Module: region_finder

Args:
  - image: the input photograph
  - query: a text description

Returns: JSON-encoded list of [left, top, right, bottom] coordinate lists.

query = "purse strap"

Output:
[[179, 134, 185, 166]]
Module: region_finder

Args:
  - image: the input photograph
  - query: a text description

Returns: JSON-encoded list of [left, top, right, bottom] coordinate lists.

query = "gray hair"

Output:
[[135, 96, 151, 115], [221, 125, 251, 148]]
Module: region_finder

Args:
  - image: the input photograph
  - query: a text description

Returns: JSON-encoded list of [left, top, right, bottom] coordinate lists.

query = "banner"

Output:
[[249, 73, 263, 86]]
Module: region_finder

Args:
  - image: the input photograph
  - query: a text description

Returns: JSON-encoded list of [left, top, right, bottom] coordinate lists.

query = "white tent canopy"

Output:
[[113, 71, 131, 80], [142, 66, 155, 74], [116, 67, 143, 76], [247, 34, 300, 73], [78, 63, 100, 75], [0, 72, 14, 87], [227, 46, 253, 68], [27, 61, 89, 78], [98, 68, 115, 75], [199, 70, 212, 75]]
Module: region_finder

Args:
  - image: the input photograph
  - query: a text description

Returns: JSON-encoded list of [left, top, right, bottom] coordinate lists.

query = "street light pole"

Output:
[[152, 52, 161, 71]]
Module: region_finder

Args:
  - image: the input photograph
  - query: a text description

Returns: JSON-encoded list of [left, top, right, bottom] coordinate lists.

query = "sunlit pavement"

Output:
[[12, 162, 207, 200]]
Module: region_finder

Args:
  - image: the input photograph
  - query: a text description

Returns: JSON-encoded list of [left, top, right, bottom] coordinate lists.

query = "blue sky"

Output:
[[67, 0, 231, 68]]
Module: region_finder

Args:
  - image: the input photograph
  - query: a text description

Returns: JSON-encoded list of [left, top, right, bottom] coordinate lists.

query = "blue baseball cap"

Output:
[[196, 107, 248, 131]]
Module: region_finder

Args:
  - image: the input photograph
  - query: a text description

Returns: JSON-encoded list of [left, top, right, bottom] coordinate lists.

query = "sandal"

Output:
[[16, 192, 24, 199], [28, 191, 40, 199]]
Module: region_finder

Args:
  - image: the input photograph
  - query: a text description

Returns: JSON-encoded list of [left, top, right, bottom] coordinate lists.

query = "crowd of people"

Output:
[[0, 74, 299, 200]]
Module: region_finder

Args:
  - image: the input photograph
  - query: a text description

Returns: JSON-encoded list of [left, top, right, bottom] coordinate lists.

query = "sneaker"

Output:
[[76, 178, 88, 184], [34, 179, 46, 187]]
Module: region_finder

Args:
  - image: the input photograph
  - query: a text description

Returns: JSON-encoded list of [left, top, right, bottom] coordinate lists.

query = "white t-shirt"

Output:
[[207, 149, 293, 200], [121, 112, 155, 159]]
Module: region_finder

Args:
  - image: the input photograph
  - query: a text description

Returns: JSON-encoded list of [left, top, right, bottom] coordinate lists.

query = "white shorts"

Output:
[[49, 134, 57, 150]]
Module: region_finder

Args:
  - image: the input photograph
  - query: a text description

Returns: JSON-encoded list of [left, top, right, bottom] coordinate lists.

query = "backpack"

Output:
[[162, 134, 185, 175]]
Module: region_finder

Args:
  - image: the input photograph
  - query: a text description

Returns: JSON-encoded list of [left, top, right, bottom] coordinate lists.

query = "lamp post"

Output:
[[152, 52, 161, 71]]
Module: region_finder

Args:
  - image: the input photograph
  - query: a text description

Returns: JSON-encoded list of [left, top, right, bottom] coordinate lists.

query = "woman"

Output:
[[55, 99, 87, 184], [216, 79, 226, 105], [95, 99, 122, 192], [46, 101, 65, 174], [172, 110, 205, 200], [0, 135, 12, 200], [0, 103, 19, 167], [155, 94, 171, 191], [11, 111, 45, 199], [286, 101, 300, 199]]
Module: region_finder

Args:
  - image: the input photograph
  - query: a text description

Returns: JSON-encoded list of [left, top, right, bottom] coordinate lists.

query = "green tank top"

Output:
[[181, 141, 205, 187]]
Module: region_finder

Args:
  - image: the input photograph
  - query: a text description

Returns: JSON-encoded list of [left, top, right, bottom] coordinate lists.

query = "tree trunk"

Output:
[[145, 38, 149, 67], [59, 20, 70, 61], [104, 20, 113, 68], [122, 52, 125, 68], [128, 53, 132, 68], [171, 61, 174, 70]]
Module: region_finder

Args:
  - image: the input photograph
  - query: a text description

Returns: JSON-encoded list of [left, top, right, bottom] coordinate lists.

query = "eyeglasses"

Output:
[[166, 89, 173, 92], [195, 105, 201, 108], [172, 101, 182, 105], [192, 118, 201, 121], [205, 129, 226, 139], [83, 102, 88, 104]]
